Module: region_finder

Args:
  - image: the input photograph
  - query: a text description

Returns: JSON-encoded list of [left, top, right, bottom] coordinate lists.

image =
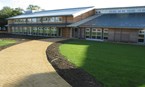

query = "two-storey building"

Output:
[[7, 6, 145, 44], [7, 6, 95, 38]]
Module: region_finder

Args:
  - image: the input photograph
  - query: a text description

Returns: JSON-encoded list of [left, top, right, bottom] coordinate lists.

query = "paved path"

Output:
[[0, 39, 71, 87]]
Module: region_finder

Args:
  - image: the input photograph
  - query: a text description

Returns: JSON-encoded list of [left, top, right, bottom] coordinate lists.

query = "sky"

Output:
[[0, 0, 145, 10]]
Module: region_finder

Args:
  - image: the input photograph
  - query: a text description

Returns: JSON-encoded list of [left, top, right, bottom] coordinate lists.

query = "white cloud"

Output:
[[0, 0, 145, 10]]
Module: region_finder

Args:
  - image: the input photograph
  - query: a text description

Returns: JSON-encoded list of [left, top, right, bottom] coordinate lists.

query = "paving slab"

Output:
[[0, 39, 71, 87]]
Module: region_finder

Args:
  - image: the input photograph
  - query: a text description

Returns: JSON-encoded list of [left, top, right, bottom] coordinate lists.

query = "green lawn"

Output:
[[0, 39, 16, 47], [59, 39, 145, 87]]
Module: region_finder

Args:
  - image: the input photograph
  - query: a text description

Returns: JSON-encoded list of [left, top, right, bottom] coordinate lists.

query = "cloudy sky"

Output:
[[0, 0, 145, 10]]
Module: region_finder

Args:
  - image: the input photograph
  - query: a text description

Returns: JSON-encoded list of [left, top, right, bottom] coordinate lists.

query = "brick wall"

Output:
[[62, 28, 71, 38]]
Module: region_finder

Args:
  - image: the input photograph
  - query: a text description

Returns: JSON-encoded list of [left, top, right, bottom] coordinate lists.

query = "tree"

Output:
[[0, 6, 23, 27], [27, 5, 41, 11], [12, 8, 23, 16], [0, 7, 13, 18]]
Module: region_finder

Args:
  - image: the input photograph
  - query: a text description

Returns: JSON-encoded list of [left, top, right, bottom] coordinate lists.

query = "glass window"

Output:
[[103, 28, 108, 40], [55, 17, 62, 22], [19, 27, 23, 33], [42, 17, 48, 23], [21, 19, 26, 23], [27, 27, 31, 35], [138, 39, 144, 42], [37, 27, 44, 35], [12, 27, 15, 33], [32, 18, 37, 23], [139, 29, 145, 34], [23, 27, 27, 34], [92, 28, 97, 32], [50, 17, 55, 22], [15, 19, 19, 24], [27, 18, 32, 23], [138, 29, 145, 43], [15, 27, 18, 33], [85, 28, 90, 38], [37, 18, 42, 23], [51, 27, 57, 37], [31, 27, 37, 35]]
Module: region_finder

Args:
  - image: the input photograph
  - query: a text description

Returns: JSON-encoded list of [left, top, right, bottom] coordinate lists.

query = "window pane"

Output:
[[32, 18, 37, 23]]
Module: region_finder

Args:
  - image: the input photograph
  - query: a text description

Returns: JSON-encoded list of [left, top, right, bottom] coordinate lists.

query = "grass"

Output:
[[0, 39, 16, 47], [59, 39, 145, 87]]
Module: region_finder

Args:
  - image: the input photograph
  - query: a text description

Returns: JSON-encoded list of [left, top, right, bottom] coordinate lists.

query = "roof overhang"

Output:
[[8, 23, 71, 27]]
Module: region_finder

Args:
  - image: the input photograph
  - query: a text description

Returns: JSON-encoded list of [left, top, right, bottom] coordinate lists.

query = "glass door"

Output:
[[15, 27, 19, 34], [38, 27, 44, 36], [27, 27, 31, 35], [51, 27, 57, 37], [23, 27, 27, 35], [85, 28, 91, 38], [91, 28, 97, 39], [12, 27, 15, 34], [96, 28, 102, 39], [32, 27, 38, 35], [138, 29, 145, 43], [103, 28, 108, 40]]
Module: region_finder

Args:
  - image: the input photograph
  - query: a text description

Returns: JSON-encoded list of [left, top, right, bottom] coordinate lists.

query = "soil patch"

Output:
[[46, 40, 102, 87]]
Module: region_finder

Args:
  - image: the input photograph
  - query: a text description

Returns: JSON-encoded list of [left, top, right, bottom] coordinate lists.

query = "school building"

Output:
[[7, 6, 145, 44]]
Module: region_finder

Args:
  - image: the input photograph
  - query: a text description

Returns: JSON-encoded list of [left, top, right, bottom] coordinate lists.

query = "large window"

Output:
[[12, 27, 15, 33], [19, 27, 23, 34], [32, 27, 38, 35], [96, 28, 102, 39], [31, 18, 37, 23], [103, 28, 108, 40], [23, 27, 27, 34], [42, 17, 49, 23], [85, 28, 90, 38], [138, 29, 145, 43], [91, 28, 97, 39], [11, 26, 60, 37], [55, 17, 62, 22], [51, 27, 57, 37], [14, 19, 26, 24], [37, 18, 42, 23], [85, 28, 108, 40], [15, 19, 19, 24], [15, 27, 19, 33], [50, 17, 62, 22], [42, 17, 62, 23], [49, 17, 55, 22], [37, 27, 44, 35], [27, 18, 32, 23]]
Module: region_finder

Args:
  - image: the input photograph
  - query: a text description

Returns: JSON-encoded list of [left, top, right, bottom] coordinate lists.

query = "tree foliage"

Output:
[[27, 5, 41, 11], [0, 6, 23, 27]]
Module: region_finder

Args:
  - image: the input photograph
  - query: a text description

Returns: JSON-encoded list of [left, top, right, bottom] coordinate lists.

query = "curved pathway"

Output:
[[0, 39, 71, 87]]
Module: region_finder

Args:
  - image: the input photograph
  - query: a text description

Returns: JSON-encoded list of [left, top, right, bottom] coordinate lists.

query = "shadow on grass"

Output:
[[56, 39, 145, 87], [46, 40, 102, 87]]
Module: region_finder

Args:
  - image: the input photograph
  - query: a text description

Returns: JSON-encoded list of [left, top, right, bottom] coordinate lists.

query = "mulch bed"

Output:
[[46, 40, 102, 87]]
